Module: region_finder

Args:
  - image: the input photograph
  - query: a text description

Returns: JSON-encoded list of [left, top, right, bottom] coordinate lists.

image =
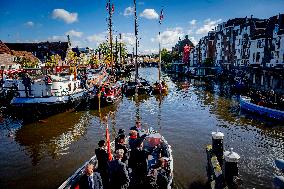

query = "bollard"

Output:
[[212, 131, 224, 165], [224, 148, 240, 187]]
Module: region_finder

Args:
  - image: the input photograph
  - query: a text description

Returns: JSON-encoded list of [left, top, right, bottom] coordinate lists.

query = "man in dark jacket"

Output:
[[108, 149, 130, 189], [95, 140, 109, 188], [79, 163, 103, 189], [129, 138, 148, 187], [22, 74, 32, 97]]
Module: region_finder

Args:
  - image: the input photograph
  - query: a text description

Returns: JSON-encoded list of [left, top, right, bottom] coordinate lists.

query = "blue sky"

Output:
[[0, 0, 284, 54]]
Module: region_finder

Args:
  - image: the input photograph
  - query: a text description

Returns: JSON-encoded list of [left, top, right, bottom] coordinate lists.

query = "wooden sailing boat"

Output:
[[125, 0, 152, 96], [152, 9, 168, 95]]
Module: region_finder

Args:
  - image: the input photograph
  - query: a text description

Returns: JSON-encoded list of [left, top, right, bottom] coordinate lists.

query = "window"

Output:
[[256, 52, 260, 63]]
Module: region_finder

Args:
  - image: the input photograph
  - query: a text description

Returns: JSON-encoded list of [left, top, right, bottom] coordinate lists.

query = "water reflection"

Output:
[[15, 111, 91, 165], [1, 68, 284, 189]]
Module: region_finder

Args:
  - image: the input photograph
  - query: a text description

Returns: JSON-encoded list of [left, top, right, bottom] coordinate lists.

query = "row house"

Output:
[[189, 14, 284, 70], [0, 41, 20, 70], [266, 14, 284, 67]]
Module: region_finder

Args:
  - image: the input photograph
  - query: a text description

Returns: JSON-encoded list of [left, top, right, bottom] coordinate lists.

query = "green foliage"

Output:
[[16, 57, 38, 68], [172, 51, 180, 62], [204, 58, 213, 67], [46, 54, 61, 67], [161, 48, 172, 63], [96, 41, 128, 64]]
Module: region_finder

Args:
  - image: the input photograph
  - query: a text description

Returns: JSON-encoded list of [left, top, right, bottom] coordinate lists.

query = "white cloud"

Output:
[[189, 36, 198, 46], [25, 21, 34, 27], [141, 49, 158, 55], [187, 29, 193, 35], [65, 30, 83, 38], [87, 33, 107, 45], [52, 9, 78, 24], [190, 19, 197, 25], [121, 33, 135, 47], [140, 9, 159, 20], [48, 35, 66, 41], [124, 7, 134, 16], [196, 18, 222, 35], [155, 27, 184, 48]]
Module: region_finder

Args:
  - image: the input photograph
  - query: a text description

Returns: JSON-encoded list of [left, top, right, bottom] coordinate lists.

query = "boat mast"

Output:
[[159, 32, 161, 82], [134, 0, 138, 82], [108, 0, 113, 73], [119, 33, 122, 65], [158, 9, 163, 82]]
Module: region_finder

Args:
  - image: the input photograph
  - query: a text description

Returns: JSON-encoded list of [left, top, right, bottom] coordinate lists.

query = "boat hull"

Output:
[[239, 96, 284, 121], [9, 90, 87, 123]]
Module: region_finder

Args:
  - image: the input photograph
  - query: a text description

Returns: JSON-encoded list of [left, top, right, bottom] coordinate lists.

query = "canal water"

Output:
[[0, 67, 283, 189]]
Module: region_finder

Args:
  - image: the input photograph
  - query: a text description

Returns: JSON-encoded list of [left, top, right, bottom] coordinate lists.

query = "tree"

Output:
[[16, 56, 39, 68], [96, 41, 128, 65], [46, 54, 61, 67], [65, 50, 78, 66], [161, 48, 172, 63]]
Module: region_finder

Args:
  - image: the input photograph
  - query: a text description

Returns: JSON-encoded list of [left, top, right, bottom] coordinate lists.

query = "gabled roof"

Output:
[[0, 40, 12, 54], [11, 50, 39, 63]]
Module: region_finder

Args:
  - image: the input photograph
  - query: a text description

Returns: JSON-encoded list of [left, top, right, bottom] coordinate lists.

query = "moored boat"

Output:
[[9, 74, 87, 122], [58, 127, 173, 189], [103, 82, 122, 105], [125, 78, 152, 96], [239, 95, 284, 121]]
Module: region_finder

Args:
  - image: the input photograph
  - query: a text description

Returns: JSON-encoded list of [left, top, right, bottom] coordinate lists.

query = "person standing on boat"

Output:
[[155, 158, 170, 189], [95, 140, 109, 188], [129, 138, 148, 188], [115, 136, 129, 165], [130, 120, 142, 138], [22, 74, 33, 97], [115, 129, 126, 150], [108, 149, 130, 189], [145, 158, 169, 189], [129, 130, 138, 150], [79, 163, 103, 189]]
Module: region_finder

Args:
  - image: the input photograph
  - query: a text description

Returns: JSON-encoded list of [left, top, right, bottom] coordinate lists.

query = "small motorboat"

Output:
[[239, 96, 284, 121], [58, 128, 173, 189], [89, 81, 123, 108], [103, 83, 122, 105]]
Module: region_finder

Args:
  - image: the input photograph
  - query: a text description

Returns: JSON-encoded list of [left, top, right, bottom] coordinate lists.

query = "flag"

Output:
[[112, 4, 115, 13], [106, 124, 112, 161], [106, 2, 109, 11], [159, 9, 164, 24]]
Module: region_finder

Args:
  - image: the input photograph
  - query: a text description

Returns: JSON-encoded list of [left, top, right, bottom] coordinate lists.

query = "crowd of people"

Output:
[[79, 121, 171, 189]]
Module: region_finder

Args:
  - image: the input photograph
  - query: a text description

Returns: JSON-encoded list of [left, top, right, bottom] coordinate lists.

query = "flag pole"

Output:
[[106, 122, 113, 161]]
